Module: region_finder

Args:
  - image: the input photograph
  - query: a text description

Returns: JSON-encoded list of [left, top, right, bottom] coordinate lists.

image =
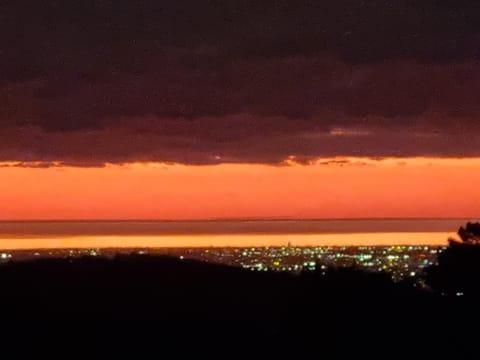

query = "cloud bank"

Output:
[[2, 1, 480, 165]]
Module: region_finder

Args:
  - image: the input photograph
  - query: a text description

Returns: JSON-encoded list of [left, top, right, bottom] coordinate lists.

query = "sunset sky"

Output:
[[1, 1, 480, 220], [1, 157, 478, 220]]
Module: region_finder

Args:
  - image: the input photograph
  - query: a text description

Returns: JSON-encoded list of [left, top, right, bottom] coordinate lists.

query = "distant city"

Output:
[[0, 245, 445, 281]]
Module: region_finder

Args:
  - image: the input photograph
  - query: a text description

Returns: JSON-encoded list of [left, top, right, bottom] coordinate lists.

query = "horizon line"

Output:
[[0, 217, 476, 223]]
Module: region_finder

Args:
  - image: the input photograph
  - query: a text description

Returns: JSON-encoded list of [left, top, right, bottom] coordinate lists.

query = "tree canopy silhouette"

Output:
[[457, 221, 480, 244], [425, 222, 480, 296]]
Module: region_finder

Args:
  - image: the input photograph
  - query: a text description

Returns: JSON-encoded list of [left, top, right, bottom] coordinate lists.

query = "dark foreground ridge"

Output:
[[0, 250, 479, 359]]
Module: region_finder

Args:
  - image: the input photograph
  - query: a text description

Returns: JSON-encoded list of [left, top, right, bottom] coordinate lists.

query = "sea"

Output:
[[0, 218, 475, 250]]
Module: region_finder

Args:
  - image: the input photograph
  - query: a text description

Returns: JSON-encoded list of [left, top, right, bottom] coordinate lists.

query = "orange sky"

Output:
[[0, 157, 478, 220]]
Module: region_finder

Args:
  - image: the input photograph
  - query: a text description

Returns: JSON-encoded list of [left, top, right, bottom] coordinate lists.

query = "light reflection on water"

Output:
[[0, 232, 457, 250]]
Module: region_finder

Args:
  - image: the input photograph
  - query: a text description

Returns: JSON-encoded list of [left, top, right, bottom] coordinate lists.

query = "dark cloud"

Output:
[[1, 1, 480, 165]]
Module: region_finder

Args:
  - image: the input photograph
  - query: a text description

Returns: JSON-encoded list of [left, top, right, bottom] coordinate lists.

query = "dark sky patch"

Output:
[[1, 1, 480, 165]]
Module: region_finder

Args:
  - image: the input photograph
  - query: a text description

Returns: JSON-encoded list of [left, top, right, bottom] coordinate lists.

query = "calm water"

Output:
[[0, 219, 474, 249]]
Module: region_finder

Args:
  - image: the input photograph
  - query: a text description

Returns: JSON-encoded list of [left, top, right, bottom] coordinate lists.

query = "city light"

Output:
[[0, 245, 444, 282]]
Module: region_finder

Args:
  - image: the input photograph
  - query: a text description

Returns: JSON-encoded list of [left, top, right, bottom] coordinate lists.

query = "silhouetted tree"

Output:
[[425, 222, 480, 296], [458, 221, 480, 244]]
